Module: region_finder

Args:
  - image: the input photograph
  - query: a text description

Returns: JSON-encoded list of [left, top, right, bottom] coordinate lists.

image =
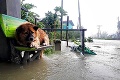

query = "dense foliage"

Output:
[[41, 6, 67, 29], [21, 1, 45, 28]]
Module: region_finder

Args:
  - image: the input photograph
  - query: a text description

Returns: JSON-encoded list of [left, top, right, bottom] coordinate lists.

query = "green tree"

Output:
[[41, 6, 68, 40], [21, 1, 45, 28], [42, 11, 60, 29], [41, 6, 67, 29], [21, 3, 37, 22], [54, 6, 67, 17]]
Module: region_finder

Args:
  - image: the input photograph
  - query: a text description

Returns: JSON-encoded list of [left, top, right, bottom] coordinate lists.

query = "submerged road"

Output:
[[0, 40, 120, 80]]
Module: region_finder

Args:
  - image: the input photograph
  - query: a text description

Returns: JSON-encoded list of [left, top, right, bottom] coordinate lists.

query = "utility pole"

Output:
[[97, 25, 101, 38], [117, 17, 120, 39], [60, 0, 63, 40], [78, 0, 85, 55], [78, 0, 81, 29], [117, 17, 120, 30]]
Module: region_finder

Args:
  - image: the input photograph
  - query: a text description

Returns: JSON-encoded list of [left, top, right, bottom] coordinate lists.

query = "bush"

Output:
[[44, 47, 54, 55], [87, 37, 93, 42]]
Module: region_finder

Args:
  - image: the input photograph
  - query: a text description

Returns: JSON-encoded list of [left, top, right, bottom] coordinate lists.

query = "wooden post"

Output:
[[0, 0, 21, 61], [35, 18, 37, 25], [30, 51, 41, 61], [22, 51, 29, 64], [81, 29, 86, 55], [66, 16, 69, 47], [54, 40, 61, 51]]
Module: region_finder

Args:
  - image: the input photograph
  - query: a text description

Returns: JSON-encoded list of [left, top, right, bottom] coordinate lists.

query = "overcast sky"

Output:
[[24, 0, 120, 37]]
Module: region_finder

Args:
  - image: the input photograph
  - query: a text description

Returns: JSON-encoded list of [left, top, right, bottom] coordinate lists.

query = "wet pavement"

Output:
[[0, 40, 120, 80]]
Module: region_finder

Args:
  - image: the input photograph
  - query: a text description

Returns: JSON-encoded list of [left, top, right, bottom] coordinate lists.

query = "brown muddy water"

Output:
[[0, 40, 120, 80]]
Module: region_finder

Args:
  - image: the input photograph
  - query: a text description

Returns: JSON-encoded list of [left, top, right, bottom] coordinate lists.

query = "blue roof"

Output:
[[63, 20, 74, 26]]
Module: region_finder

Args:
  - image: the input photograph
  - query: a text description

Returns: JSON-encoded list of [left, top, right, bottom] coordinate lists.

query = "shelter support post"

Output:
[[80, 29, 86, 55], [0, 0, 21, 61], [66, 16, 69, 47]]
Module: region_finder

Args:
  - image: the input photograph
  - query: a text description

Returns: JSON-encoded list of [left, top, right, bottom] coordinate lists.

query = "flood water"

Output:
[[0, 40, 120, 80]]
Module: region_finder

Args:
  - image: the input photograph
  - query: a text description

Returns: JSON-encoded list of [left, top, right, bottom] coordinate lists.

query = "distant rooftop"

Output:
[[63, 20, 74, 26]]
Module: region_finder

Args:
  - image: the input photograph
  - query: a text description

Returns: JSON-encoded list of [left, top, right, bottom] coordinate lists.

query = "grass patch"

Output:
[[44, 47, 55, 55]]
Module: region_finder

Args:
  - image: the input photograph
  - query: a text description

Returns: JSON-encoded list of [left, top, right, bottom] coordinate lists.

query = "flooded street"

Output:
[[0, 40, 120, 80]]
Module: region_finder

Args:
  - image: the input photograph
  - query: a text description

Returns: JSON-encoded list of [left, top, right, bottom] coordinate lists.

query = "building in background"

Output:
[[63, 20, 74, 29]]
